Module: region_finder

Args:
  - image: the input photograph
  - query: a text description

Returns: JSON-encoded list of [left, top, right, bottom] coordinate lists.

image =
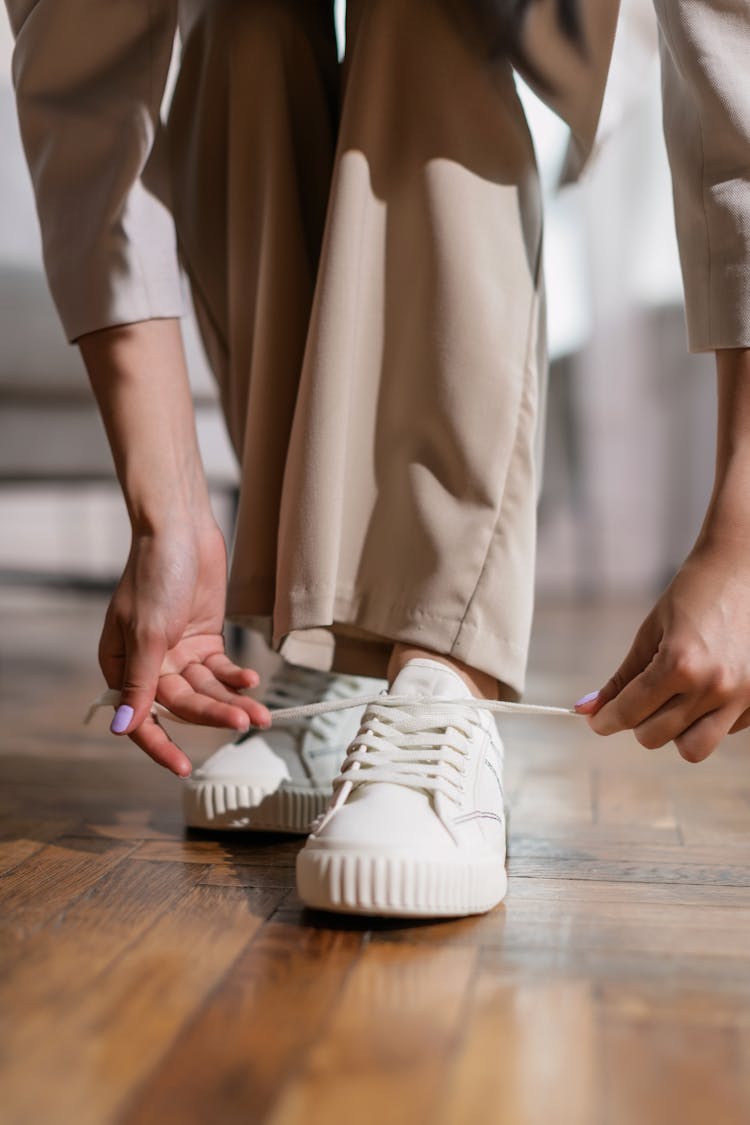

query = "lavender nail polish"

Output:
[[574, 690, 600, 708], [110, 704, 134, 734]]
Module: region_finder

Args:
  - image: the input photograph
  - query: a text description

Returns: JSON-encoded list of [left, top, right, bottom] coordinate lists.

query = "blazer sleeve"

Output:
[[5, 0, 185, 344], [655, 0, 750, 353]]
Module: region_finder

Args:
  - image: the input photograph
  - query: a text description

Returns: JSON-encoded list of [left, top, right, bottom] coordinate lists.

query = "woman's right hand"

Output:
[[75, 319, 271, 777], [99, 518, 271, 777]]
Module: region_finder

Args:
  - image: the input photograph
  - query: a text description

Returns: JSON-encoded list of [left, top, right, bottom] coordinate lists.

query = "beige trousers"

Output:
[[165, 0, 546, 698]]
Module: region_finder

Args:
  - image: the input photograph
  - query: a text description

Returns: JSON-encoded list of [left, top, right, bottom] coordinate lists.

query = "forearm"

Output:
[[77, 318, 213, 534], [699, 349, 750, 545]]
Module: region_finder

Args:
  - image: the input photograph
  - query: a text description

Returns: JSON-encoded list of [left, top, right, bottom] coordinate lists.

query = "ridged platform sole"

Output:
[[296, 848, 508, 917], [182, 780, 331, 833]]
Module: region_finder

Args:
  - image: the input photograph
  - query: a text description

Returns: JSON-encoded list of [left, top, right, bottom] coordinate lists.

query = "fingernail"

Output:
[[110, 704, 134, 734], [574, 690, 600, 709]]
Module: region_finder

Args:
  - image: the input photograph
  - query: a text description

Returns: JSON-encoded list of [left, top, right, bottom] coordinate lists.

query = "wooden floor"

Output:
[[2, 586, 750, 1125]]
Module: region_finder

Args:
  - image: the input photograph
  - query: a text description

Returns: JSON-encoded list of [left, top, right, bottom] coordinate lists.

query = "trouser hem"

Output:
[[227, 579, 528, 697]]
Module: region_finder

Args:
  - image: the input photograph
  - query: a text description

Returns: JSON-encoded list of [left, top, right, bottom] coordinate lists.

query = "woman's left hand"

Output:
[[575, 533, 750, 762]]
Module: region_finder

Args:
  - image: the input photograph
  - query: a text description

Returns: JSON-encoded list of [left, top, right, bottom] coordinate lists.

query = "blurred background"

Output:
[[0, 0, 717, 610]]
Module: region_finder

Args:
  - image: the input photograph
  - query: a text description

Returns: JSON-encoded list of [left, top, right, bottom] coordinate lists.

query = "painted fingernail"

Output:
[[574, 690, 600, 709], [110, 704, 134, 734]]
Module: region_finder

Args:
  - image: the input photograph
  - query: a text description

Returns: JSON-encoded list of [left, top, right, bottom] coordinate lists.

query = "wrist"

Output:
[[128, 485, 217, 538], [697, 494, 750, 554], [78, 318, 215, 536], [125, 456, 214, 536], [703, 447, 750, 546], [699, 349, 750, 544]]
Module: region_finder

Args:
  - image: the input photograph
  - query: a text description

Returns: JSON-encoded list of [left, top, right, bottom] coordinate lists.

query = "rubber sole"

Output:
[[181, 780, 330, 834], [296, 847, 508, 918]]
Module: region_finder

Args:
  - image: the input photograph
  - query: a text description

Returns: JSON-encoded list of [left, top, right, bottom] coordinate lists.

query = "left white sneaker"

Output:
[[182, 662, 385, 833], [296, 658, 507, 917]]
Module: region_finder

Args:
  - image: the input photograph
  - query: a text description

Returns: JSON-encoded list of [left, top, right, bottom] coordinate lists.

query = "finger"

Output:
[[182, 663, 271, 726], [674, 705, 738, 764], [633, 691, 719, 750], [111, 628, 167, 737], [573, 690, 602, 716], [204, 653, 260, 691], [589, 659, 679, 736], [127, 714, 193, 777], [582, 614, 664, 734], [98, 611, 126, 690], [156, 674, 263, 731]]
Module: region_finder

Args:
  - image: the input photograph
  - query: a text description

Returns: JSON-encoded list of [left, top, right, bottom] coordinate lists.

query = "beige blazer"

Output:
[[5, 0, 750, 353]]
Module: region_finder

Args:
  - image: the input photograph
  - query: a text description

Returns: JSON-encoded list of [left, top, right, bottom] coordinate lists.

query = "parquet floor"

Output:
[[2, 586, 750, 1125]]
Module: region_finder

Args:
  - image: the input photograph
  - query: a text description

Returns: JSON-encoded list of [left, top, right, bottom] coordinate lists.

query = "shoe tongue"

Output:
[[388, 658, 474, 701]]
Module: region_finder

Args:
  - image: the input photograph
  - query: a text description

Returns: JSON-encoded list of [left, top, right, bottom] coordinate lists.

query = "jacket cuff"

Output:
[[44, 186, 186, 344]]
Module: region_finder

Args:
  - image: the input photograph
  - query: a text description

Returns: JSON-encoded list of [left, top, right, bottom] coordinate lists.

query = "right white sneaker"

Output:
[[182, 662, 386, 833], [296, 658, 507, 917]]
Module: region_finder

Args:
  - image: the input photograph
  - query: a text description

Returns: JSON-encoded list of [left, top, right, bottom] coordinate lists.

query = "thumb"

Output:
[[110, 630, 166, 735]]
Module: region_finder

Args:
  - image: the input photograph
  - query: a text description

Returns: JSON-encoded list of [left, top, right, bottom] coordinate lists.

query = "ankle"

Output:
[[387, 643, 500, 701]]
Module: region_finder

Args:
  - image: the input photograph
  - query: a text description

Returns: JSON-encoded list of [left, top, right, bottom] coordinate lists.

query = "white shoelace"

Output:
[[84, 687, 577, 726], [334, 701, 479, 803], [244, 663, 372, 747]]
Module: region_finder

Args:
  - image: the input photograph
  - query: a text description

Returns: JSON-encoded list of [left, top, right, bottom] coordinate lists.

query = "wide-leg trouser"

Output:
[[165, 0, 546, 698]]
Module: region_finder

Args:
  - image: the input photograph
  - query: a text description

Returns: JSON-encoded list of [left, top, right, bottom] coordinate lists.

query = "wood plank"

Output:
[[121, 920, 365, 1125], [601, 992, 750, 1124], [199, 865, 297, 889], [509, 835, 750, 867], [673, 786, 750, 847], [0, 836, 134, 951], [264, 944, 477, 1125], [482, 897, 750, 960], [132, 836, 304, 868], [477, 945, 750, 996], [373, 873, 750, 936], [1, 883, 284, 1125], [367, 876, 750, 964], [595, 770, 677, 831], [0, 859, 206, 1020], [437, 975, 596, 1125], [508, 854, 750, 887], [509, 822, 682, 846], [71, 809, 187, 840], [0, 863, 218, 1119], [509, 766, 595, 831], [0, 814, 79, 878], [506, 875, 750, 908]]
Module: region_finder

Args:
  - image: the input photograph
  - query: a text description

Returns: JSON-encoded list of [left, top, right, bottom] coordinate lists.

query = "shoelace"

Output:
[[333, 700, 480, 804], [84, 687, 577, 726], [245, 663, 371, 747]]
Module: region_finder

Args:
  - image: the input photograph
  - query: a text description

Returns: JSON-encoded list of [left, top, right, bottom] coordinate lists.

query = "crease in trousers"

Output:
[[164, 0, 547, 699]]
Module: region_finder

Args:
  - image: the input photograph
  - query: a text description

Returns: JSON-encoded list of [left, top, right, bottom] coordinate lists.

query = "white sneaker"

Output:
[[296, 658, 507, 917], [182, 662, 386, 833]]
